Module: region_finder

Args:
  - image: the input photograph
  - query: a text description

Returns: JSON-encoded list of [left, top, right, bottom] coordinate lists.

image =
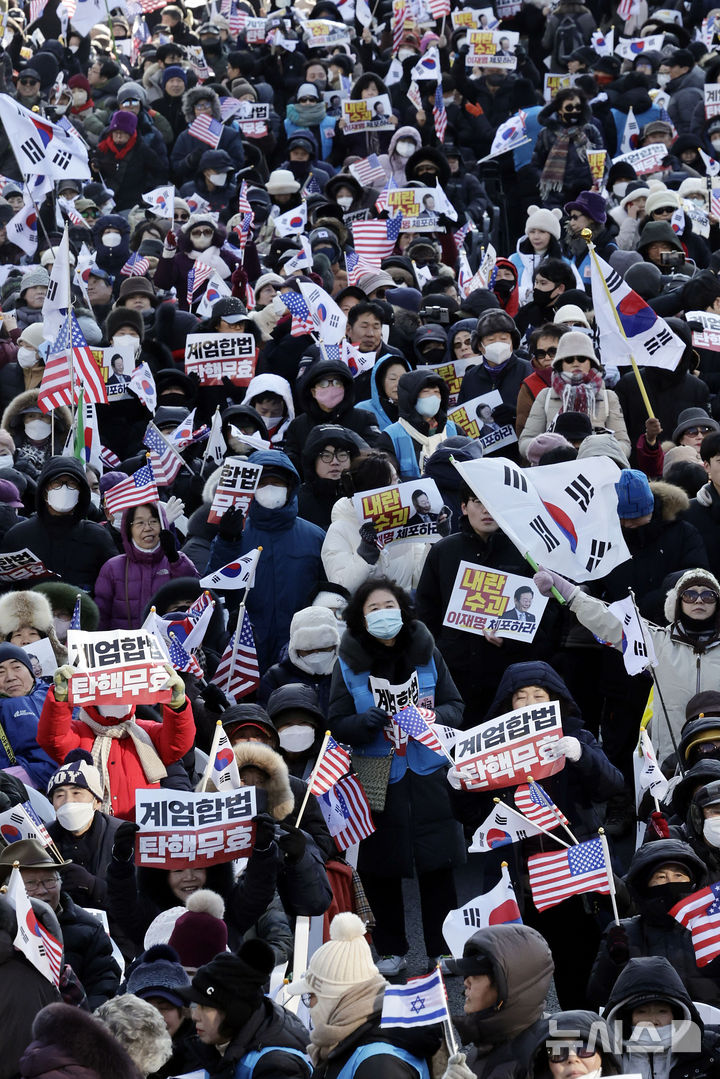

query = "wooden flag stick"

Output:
[[295, 730, 331, 828], [494, 798, 571, 848]]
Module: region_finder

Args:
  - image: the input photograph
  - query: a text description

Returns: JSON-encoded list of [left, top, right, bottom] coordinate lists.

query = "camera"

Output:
[[420, 305, 450, 324], [660, 250, 685, 268]]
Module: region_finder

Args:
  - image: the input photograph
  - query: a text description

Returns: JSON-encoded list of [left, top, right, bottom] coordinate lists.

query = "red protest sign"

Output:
[[135, 788, 258, 868], [208, 457, 263, 524], [66, 629, 171, 707], [453, 701, 565, 790]]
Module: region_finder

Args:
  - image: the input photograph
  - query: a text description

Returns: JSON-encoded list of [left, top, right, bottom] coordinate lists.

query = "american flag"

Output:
[[528, 837, 611, 912], [187, 261, 214, 305], [393, 704, 445, 756], [227, 2, 247, 34], [317, 773, 375, 850], [375, 175, 398, 213], [120, 252, 150, 277], [349, 153, 389, 189], [38, 350, 72, 412], [426, 0, 450, 15], [126, 0, 166, 12], [212, 607, 260, 700], [453, 220, 476, 253], [671, 882, 720, 966], [712, 190, 720, 219], [168, 633, 203, 678], [617, 0, 639, 19], [433, 84, 447, 143], [69, 593, 82, 631], [345, 248, 381, 286], [279, 290, 315, 336], [351, 215, 402, 264], [7, 868, 63, 986], [29, 0, 48, 22], [392, 0, 407, 54], [188, 115, 224, 148], [302, 174, 322, 197], [238, 180, 252, 214], [310, 735, 352, 795], [143, 422, 185, 486], [103, 462, 159, 516], [101, 445, 121, 470], [514, 783, 569, 832], [245, 280, 255, 308], [39, 314, 106, 411], [58, 196, 88, 229]]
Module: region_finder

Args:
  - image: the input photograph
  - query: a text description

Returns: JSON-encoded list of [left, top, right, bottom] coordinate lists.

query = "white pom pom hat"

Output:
[[286, 912, 378, 998]]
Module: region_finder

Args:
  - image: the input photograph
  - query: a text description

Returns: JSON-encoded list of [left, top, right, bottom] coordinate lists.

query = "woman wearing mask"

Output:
[[356, 356, 412, 430], [519, 331, 631, 460], [94, 502, 198, 630], [91, 214, 131, 277], [532, 88, 605, 210], [259, 607, 340, 718], [154, 214, 243, 312], [528, 1011, 621, 1078], [383, 369, 458, 481], [284, 82, 336, 162], [0, 323, 47, 413], [244, 373, 295, 449], [379, 125, 423, 184], [509, 206, 582, 305], [1, 391, 71, 480], [328, 577, 464, 975], [0, 588, 67, 666]]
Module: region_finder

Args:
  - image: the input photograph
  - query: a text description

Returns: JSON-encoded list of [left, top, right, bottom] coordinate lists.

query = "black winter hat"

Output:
[[178, 942, 275, 1025], [222, 703, 279, 747], [267, 683, 325, 728], [105, 307, 144, 342]]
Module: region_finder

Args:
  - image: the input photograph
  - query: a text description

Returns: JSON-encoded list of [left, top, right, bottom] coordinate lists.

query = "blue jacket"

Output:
[[356, 354, 412, 430], [283, 115, 336, 161], [0, 680, 56, 788], [206, 450, 326, 673], [384, 420, 458, 480]]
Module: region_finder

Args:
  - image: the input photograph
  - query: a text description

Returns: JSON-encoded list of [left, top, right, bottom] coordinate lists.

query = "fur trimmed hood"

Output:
[[0, 589, 66, 664], [1, 389, 72, 444], [21, 1003, 142, 1079], [664, 567, 720, 624], [232, 741, 294, 820], [649, 479, 689, 522], [181, 85, 221, 123]]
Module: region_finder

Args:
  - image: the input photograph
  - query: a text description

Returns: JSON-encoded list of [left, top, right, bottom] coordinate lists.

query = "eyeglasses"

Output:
[[683, 426, 713, 437], [122, 98, 141, 106], [24, 875, 61, 893], [314, 378, 344, 389], [681, 589, 718, 604], [297, 96, 316, 103], [654, 207, 675, 215], [534, 347, 558, 359], [547, 1046, 596, 1064], [19, 78, 39, 85], [318, 449, 351, 463], [131, 517, 160, 530]]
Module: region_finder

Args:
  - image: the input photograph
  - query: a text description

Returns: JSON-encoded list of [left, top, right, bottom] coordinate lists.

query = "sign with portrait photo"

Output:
[[341, 94, 394, 132], [426, 357, 478, 407], [467, 29, 519, 68], [353, 477, 447, 547], [303, 18, 350, 46], [442, 561, 548, 643], [101, 339, 138, 402], [448, 390, 518, 454], [387, 186, 444, 232]]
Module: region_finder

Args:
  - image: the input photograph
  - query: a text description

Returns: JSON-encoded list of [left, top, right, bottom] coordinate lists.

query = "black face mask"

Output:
[[637, 881, 695, 923], [160, 393, 188, 408], [420, 346, 445, 365], [288, 159, 311, 180], [533, 286, 555, 308], [494, 279, 515, 298]]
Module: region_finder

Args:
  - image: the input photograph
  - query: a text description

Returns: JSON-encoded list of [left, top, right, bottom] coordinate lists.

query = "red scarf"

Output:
[[98, 131, 138, 159], [71, 97, 94, 114]]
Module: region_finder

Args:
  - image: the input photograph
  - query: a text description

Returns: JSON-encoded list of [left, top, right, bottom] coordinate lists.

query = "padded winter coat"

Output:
[[0, 679, 56, 788]]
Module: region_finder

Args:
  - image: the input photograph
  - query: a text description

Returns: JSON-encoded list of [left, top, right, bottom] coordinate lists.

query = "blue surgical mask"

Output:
[[366, 608, 403, 639], [415, 395, 441, 418]]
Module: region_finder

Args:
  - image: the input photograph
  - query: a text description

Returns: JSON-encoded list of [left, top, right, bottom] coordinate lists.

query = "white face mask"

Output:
[[395, 140, 416, 157], [657, 73, 670, 87], [613, 181, 629, 197], [415, 395, 441, 418], [0, 453, 14, 467], [72, 89, 87, 104], [46, 485, 80, 512], [254, 485, 287, 509], [112, 334, 140, 357], [294, 650, 337, 675], [17, 346, 38, 368], [629, 1023, 674, 1050], [53, 615, 71, 642], [25, 418, 51, 441], [398, 48, 415, 61], [208, 172, 227, 186], [191, 233, 213, 250], [712, 139, 720, 153], [69, 44, 79, 53], [336, 195, 353, 210], [89, 491, 101, 509], [483, 341, 513, 365], [102, 232, 122, 248], [54, 103, 69, 115], [56, 800, 95, 833], [98, 703, 133, 719], [279, 725, 317, 752], [704, 817, 720, 847]]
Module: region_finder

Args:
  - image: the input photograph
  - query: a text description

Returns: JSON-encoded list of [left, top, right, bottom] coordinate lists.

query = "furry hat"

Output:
[[105, 307, 144, 341], [94, 996, 172, 1077], [664, 568, 720, 624], [0, 588, 66, 663], [32, 582, 100, 631], [525, 204, 562, 240], [645, 187, 680, 216], [181, 85, 221, 123], [288, 606, 340, 668], [232, 741, 294, 820], [23, 1004, 142, 1079], [473, 309, 520, 350]]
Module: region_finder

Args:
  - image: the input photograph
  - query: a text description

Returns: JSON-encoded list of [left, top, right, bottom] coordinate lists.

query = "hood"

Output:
[[447, 318, 479, 355], [301, 423, 368, 476], [405, 146, 451, 187], [22, 1004, 142, 1079], [91, 213, 131, 249], [486, 661, 578, 721], [368, 353, 411, 421], [663, 566, 720, 624], [248, 448, 300, 496], [671, 759, 720, 820], [397, 366, 449, 421], [528, 1011, 620, 1077], [221, 403, 270, 441], [413, 324, 448, 365], [267, 682, 325, 727], [298, 358, 355, 417], [624, 838, 707, 895], [35, 455, 91, 522], [604, 956, 702, 1033], [245, 373, 296, 425], [2, 389, 72, 445], [455, 925, 554, 1044], [232, 741, 294, 819], [181, 85, 221, 123], [387, 125, 423, 162]]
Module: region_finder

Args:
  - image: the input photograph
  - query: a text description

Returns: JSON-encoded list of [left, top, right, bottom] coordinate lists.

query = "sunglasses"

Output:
[[683, 426, 713, 436], [535, 347, 558, 359], [191, 229, 214, 237], [568, 213, 587, 221], [654, 207, 675, 215], [297, 96, 317, 103], [175, 213, 190, 221], [682, 589, 718, 603], [19, 78, 39, 85], [561, 356, 589, 364], [561, 104, 583, 114], [547, 1046, 596, 1064]]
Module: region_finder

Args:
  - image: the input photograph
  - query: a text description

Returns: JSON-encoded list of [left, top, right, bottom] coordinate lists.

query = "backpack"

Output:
[[554, 14, 585, 68]]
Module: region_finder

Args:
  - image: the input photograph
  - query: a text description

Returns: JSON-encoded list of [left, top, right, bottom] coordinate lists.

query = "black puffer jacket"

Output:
[[48, 810, 123, 910], [56, 892, 120, 1009], [297, 424, 368, 531], [457, 354, 532, 413], [212, 997, 311, 1079]]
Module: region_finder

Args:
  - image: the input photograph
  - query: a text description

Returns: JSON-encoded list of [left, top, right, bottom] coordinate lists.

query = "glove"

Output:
[[202, 682, 230, 712], [277, 821, 307, 865], [542, 736, 582, 762], [53, 664, 75, 703], [163, 662, 186, 710], [447, 766, 464, 790], [533, 567, 577, 602], [465, 101, 484, 116], [112, 821, 140, 862], [253, 812, 277, 852], [162, 229, 178, 255], [58, 964, 88, 1009], [363, 706, 389, 731], [437, 505, 452, 537], [490, 403, 516, 427], [61, 862, 97, 896], [650, 810, 670, 838], [442, 1052, 476, 1079], [163, 495, 185, 526], [218, 504, 244, 542], [159, 529, 179, 563], [607, 924, 630, 965], [357, 522, 381, 564]]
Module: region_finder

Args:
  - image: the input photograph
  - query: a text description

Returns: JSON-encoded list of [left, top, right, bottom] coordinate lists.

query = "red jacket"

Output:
[[37, 690, 196, 820]]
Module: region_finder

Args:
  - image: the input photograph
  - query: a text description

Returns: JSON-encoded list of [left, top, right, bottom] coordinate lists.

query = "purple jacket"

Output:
[[94, 506, 198, 629]]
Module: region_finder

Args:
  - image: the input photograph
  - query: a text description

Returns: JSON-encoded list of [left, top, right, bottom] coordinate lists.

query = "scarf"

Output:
[[82, 712, 167, 811], [551, 366, 603, 417], [71, 97, 94, 114], [540, 125, 589, 199], [287, 102, 327, 127], [188, 244, 231, 279], [23, 362, 44, 392], [398, 417, 448, 473], [308, 975, 386, 1065], [97, 131, 138, 160]]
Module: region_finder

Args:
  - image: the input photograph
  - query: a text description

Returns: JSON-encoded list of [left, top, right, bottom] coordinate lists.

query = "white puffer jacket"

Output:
[[321, 496, 429, 593]]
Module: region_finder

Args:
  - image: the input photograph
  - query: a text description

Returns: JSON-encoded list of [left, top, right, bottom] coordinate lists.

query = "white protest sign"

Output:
[[341, 94, 394, 132], [543, 73, 571, 101], [66, 628, 171, 707], [612, 143, 667, 176], [208, 457, 263, 524], [706, 84, 720, 119], [369, 671, 434, 752], [353, 477, 447, 547], [687, 309, 720, 351], [303, 18, 350, 45], [453, 700, 565, 790], [0, 549, 55, 582], [184, 333, 257, 387], [442, 562, 548, 643], [448, 390, 518, 455], [135, 787, 258, 868]]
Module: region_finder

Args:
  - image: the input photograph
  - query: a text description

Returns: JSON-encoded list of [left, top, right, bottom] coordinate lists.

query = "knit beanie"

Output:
[[616, 469, 654, 519], [143, 907, 186, 950], [117, 81, 148, 107], [47, 748, 103, 801], [526, 431, 571, 466], [168, 890, 228, 970], [664, 568, 720, 624], [178, 941, 275, 1027], [576, 432, 630, 470], [68, 74, 91, 94], [127, 944, 191, 1007], [645, 188, 679, 216], [108, 110, 138, 135], [290, 913, 378, 999], [20, 266, 50, 295], [0, 642, 34, 678], [525, 204, 562, 240], [162, 65, 188, 87]]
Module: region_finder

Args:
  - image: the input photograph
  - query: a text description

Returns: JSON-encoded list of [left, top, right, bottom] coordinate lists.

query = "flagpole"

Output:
[[583, 231, 654, 420], [527, 776, 578, 845], [522, 551, 567, 605], [435, 963, 459, 1056], [226, 601, 245, 704], [598, 827, 620, 925], [638, 730, 661, 813], [295, 730, 331, 828], [198, 720, 223, 793], [493, 797, 571, 848]]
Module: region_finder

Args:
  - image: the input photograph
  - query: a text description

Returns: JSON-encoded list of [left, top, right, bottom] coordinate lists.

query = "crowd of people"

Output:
[[4, 0, 720, 1075]]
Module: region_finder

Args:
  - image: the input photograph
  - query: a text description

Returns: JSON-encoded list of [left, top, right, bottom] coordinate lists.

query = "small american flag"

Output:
[[143, 422, 184, 486], [39, 314, 107, 411], [617, 0, 638, 19], [671, 882, 720, 966], [38, 350, 72, 411], [238, 180, 252, 214], [187, 260, 214, 305], [227, 2, 247, 34], [279, 290, 315, 336], [29, 0, 48, 22], [317, 773, 375, 850], [392, 0, 407, 54], [375, 175, 398, 213], [120, 252, 150, 277], [310, 735, 352, 795], [212, 607, 260, 700], [188, 115, 224, 148], [453, 220, 476, 253], [514, 783, 569, 832], [426, 0, 450, 15], [433, 84, 447, 143], [101, 445, 121, 469], [168, 633, 203, 678], [351, 215, 402, 264], [104, 462, 159, 516], [345, 248, 380, 286], [528, 837, 611, 912], [712, 190, 720, 219], [349, 153, 389, 189], [393, 704, 445, 756], [68, 313, 107, 405], [69, 593, 82, 631]]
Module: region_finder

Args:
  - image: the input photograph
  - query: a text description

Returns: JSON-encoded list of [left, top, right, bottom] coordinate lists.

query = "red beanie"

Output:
[[168, 889, 228, 970]]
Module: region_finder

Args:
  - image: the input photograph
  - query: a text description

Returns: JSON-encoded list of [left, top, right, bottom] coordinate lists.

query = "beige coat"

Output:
[[518, 383, 631, 459]]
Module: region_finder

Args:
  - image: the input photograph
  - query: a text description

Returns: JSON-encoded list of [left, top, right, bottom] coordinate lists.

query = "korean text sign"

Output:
[[453, 701, 564, 790], [135, 788, 258, 868], [353, 478, 446, 546], [184, 333, 257, 386], [442, 562, 548, 643], [67, 629, 171, 707], [208, 457, 263, 524]]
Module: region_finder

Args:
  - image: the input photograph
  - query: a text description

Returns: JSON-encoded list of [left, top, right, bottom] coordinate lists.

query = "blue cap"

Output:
[[616, 468, 654, 519], [0, 642, 34, 678]]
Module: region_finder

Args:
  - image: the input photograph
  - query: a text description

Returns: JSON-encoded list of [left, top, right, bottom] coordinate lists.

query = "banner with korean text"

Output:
[[184, 333, 257, 386], [453, 701, 565, 790], [442, 563, 547, 642], [208, 457, 263, 524], [66, 629, 171, 707], [135, 787, 258, 868]]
